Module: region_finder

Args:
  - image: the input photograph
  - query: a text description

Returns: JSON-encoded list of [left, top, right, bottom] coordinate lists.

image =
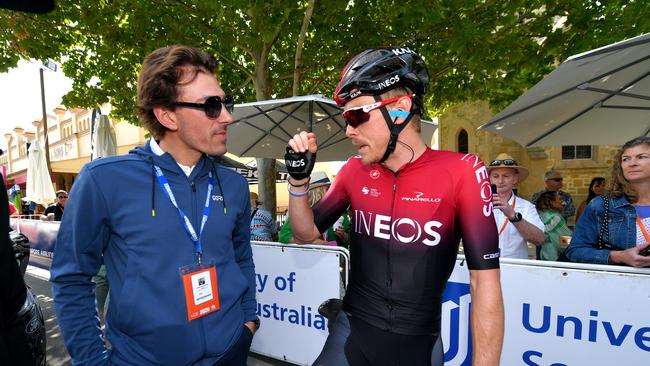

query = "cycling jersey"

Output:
[[313, 149, 499, 335]]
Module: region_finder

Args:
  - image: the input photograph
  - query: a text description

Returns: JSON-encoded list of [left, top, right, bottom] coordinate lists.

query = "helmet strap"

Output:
[[375, 94, 413, 163]]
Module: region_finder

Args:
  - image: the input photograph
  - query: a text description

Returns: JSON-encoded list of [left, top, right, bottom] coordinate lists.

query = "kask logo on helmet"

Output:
[[391, 47, 415, 56]]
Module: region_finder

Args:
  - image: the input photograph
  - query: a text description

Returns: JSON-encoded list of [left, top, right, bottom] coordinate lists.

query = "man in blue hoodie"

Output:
[[50, 45, 258, 365]]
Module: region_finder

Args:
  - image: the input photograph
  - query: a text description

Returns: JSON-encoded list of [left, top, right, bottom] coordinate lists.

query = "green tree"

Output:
[[2, 0, 648, 219]]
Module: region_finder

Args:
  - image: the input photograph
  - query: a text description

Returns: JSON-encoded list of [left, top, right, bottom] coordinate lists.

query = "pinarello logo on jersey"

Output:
[[401, 191, 441, 203], [352, 210, 443, 246], [369, 170, 380, 179]]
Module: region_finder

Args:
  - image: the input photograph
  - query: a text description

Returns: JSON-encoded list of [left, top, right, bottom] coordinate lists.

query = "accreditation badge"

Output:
[[180, 260, 220, 321]]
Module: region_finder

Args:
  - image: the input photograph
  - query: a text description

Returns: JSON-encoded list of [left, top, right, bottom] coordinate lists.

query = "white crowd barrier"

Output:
[[10, 220, 649, 365], [250, 242, 349, 365], [251, 247, 650, 366]]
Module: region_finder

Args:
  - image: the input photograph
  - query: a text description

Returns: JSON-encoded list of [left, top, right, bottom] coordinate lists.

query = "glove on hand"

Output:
[[285, 145, 316, 181]]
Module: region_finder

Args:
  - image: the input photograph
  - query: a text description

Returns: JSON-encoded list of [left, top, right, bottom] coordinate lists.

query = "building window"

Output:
[[458, 129, 468, 154], [562, 145, 592, 160]]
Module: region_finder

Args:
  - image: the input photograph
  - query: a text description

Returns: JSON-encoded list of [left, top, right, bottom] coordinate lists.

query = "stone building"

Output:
[[439, 101, 620, 225]]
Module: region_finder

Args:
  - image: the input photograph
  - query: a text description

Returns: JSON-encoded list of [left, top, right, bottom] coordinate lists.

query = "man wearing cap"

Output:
[[43, 190, 67, 221], [284, 47, 503, 366], [531, 170, 576, 220], [488, 154, 545, 259]]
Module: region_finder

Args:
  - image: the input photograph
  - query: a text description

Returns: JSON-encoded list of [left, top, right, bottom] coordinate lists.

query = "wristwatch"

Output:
[[509, 212, 523, 223]]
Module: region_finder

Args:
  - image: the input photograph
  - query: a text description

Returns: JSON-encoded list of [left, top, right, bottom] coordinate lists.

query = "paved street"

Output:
[[24, 267, 292, 366]]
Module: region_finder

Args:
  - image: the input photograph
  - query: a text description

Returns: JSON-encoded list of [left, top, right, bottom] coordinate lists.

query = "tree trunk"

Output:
[[257, 158, 277, 220]]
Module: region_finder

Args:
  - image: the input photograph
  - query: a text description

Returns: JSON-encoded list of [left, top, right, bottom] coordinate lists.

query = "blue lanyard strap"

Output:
[[153, 165, 215, 261]]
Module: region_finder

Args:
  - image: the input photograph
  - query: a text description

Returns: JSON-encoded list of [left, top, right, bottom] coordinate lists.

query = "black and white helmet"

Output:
[[333, 47, 429, 114]]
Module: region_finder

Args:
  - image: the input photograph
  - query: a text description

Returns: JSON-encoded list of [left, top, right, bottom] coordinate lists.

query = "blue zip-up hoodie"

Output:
[[50, 141, 256, 365]]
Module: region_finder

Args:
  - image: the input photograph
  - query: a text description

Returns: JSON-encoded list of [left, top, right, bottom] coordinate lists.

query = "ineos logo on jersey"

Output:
[[369, 170, 380, 179], [212, 195, 223, 202], [353, 210, 443, 246], [377, 75, 400, 90], [460, 154, 492, 217], [401, 191, 441, 203]]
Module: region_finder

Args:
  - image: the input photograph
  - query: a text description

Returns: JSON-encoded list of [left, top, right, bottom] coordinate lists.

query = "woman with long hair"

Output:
[[566, 136, 650, 267], [575, 177, 606, 222]]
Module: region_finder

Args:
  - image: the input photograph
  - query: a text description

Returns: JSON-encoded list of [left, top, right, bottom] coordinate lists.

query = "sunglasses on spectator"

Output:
[[58, 195, 68, 199], [546, 177, 563, 182], [343, 94, 413, 128], [174, 95, 234, 119], [489, 159, 517, 166]]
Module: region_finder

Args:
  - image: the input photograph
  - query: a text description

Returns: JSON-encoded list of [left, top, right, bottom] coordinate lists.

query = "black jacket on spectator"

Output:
[[0, 178, 31, 364], [44, 204, 64, 221]]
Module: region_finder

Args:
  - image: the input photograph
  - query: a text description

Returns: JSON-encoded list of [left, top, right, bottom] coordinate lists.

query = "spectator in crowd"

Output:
[[566, 136, 650, 267], [531, 170, 575, 220], [249, 192, 278, 241], [50, 45, 258, 365], [43, 190, 67, 221], [7, 201, 19, 218], [279, 171, 346, 245], [285, 47, 503, 365], [575, 177, 606, 222], [0, 179, 32, 364], [536, 191, 571, 261], [487, 154, 544, 259]]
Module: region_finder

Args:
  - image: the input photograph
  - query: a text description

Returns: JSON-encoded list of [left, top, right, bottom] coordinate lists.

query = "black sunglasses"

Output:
[[489, 159, 516, 167], [58, 195, 68, 199], [173, 95, 234, 119], [547, 177, 563, 182]]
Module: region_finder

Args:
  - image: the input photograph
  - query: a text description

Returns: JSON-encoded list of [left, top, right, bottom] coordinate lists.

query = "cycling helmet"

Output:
[[334, 47, 429, 114]]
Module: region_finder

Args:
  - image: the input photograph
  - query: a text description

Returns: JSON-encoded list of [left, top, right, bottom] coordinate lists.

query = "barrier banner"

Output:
[[250, 243, 343, 365], [10, 218, 58, 269], [443, 259, 650, 366]]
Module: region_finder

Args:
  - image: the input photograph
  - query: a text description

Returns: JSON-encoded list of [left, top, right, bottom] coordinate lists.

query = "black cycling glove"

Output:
[[285, 145, 316, 181]]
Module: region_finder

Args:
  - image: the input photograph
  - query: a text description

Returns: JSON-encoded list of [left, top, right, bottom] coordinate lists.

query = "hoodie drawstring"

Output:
[[209, 158, 227, 215]]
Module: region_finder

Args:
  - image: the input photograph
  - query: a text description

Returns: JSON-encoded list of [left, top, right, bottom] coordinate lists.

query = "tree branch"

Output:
[[293, 0, 316, 96]]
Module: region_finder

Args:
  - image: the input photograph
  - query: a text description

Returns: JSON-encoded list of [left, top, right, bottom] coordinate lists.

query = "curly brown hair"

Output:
[[609, 136, 650, 202], [535, 190, 558, 211], [136, 45, 218, 140]]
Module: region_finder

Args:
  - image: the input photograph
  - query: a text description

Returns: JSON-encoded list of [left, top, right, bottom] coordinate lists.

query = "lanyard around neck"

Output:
[[636, 216, 650, 243], [498, 195, 517, 236], [154, 165, 214, 262]]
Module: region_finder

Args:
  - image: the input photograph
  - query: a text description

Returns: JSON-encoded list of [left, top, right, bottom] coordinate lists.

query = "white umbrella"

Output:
[[23, 139, 56, 206], [480, 32, 650, 147], [228, 95, 352, 161], [228, 94, 438, 160], [91, 114, 117, 159]]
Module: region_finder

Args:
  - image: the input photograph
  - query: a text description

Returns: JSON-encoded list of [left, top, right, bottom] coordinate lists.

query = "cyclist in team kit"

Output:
[[284, 47, 504, 366]]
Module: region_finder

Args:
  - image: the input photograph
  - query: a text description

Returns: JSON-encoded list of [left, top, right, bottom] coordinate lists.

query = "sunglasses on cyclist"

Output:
[[173, 95, 235, 119], [343, 94, 413, 128], [489, 159, 517, 167]]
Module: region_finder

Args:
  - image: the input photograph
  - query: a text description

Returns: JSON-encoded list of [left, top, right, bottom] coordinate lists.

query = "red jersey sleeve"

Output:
[[455, 154, 500, 269]]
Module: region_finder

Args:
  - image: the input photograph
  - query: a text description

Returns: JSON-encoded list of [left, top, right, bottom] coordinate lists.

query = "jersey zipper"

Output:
[[386, 172, 398, 331]]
